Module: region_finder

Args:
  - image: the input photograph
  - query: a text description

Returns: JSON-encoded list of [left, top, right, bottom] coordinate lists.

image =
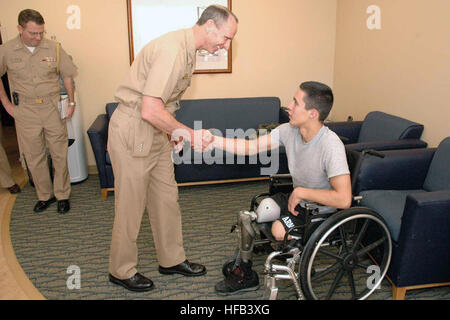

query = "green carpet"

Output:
[[9, 175, 450, 300]]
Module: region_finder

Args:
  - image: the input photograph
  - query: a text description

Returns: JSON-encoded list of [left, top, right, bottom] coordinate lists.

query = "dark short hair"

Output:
[[300, 81, 334, 122], [196, 5, 238, 28], [18, 9, 45, 28]]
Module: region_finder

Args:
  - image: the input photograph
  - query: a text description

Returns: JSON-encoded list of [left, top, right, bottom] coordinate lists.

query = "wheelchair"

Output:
[[222, 150, 392, 300]]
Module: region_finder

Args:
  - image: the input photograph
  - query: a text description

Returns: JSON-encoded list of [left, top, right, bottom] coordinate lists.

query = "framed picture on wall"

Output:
[[127, 0, 232, 74]]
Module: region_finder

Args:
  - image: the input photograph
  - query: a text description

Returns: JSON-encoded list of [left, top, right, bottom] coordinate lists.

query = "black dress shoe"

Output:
[[57, 199, 70, 214], [33, 197, 56, 213], [109, 273, 154, 292], [159, 260, 207, 277], [7, 184, 21, 194]]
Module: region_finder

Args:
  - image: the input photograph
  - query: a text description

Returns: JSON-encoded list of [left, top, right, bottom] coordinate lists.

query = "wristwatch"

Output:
[[69, 101, 76, 107]]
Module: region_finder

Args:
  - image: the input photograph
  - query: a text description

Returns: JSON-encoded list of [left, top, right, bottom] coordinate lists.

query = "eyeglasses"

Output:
[[26, 30, 46, 37]]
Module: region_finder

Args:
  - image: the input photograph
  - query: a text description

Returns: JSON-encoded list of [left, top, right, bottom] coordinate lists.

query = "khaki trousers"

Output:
[[108, 105, 185, 279], [0, 122, 15, 188], [13, 97, 70, 201]]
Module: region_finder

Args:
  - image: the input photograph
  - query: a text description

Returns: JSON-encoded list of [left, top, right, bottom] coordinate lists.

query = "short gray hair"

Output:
[[196, 5, 238, 28]]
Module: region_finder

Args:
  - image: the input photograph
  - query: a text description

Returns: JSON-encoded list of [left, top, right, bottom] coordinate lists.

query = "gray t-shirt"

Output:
[[271, 123, 350, 191]]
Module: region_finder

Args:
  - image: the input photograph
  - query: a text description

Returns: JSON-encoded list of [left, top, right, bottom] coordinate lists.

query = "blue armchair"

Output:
[[355, 137, 450, 299], [87, 103, 118, 199], [325, 111, 427, 152]]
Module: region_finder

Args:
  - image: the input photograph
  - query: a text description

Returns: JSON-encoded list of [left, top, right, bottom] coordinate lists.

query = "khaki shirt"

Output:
[[0, 35, 77, 99], [115, 28, 196, 114]]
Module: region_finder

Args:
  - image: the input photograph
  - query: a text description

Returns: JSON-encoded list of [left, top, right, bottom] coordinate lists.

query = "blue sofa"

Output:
[[87, 97, 289, 198]]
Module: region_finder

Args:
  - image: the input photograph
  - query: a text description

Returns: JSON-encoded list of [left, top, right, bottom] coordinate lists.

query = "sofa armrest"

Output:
[[346, 139, 427, 152], [325, 121, 362, 144], [399, 124, 424, 139], [401, 191, 450, 241], [87, 114, 109, 142], [87, 114, 109, 187], [392, 190, 450, 286], [355, 148, 436, 193]]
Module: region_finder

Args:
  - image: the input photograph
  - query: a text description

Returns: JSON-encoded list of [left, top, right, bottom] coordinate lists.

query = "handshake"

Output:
[[169, 129, 215, 153]]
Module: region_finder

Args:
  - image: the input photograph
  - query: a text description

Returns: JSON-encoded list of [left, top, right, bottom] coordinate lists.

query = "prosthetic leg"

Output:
[[223, 197, 281, 273], [215, 198, 283, 296], [218, 197, 307, 299]]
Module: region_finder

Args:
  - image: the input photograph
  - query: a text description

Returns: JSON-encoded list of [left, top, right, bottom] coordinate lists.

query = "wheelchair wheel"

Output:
[[299, 207, 392, 300]]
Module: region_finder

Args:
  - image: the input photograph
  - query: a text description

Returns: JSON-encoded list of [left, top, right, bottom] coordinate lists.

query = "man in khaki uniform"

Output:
[[0, 118, 20, 194], [0, 9, 77, 213], [108, 5, 238, 292]]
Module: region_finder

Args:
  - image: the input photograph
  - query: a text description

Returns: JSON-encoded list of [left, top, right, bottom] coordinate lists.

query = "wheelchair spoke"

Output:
[[311, 261, 341, 281], [318, 248, 344, 261], [356, 263, 371, 270], [339, 226, 349, 253], [326, 268, 345, 300], [356, 237, 386, 257], [347, 271, 357, 300], [352, 219, 370, 251]]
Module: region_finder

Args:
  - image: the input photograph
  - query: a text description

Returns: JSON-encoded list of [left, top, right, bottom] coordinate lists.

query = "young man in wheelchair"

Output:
[[212, 81, 352, 295]]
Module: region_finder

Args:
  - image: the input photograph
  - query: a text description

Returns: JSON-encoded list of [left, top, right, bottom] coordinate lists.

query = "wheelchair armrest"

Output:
[[354, 148, 436, 193], [346, 139, 428, 152], [325, 121, 362, 144], [393, 190, 450, 283]]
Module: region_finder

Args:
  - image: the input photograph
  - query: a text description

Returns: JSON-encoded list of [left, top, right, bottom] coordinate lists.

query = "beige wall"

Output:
[[333, 0, 450, 147], [0, 0, 338, 166]]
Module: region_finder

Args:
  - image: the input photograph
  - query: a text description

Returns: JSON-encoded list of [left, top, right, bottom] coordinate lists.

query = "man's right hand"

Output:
[[191, 129, 214, 152]]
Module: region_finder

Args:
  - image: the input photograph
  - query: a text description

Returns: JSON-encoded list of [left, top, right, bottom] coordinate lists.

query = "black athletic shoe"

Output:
[[215, 267, 260, 296]]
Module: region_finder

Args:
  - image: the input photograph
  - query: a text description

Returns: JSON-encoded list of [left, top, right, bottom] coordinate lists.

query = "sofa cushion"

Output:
[[176, 97, 281, 134], [360, 189, 425, 242], [423, 137, 450, 191], [358, 111, 423, 143]]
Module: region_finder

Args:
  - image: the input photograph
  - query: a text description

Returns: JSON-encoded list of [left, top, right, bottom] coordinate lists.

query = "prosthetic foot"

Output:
[[214, 261, 260, 295]]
